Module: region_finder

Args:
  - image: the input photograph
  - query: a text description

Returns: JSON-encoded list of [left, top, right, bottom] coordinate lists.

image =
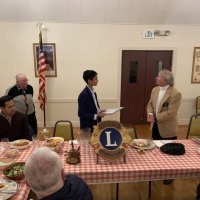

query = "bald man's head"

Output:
[[16, 74, 28, 89]]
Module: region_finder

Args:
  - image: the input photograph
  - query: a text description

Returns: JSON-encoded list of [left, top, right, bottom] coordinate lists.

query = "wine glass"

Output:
[[1, 138, 9, 151], [80, 128, 91, 147], [32, 135, 39, 149]]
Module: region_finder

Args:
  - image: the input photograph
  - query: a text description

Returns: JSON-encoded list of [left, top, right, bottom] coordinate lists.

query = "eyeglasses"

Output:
[[17, 79, 28, 84]]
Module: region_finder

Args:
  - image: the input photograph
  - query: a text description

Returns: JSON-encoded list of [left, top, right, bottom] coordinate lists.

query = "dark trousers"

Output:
[[27, 112, 38, 135], [196, 183, 200, 199], [152, 122, 177, 140]]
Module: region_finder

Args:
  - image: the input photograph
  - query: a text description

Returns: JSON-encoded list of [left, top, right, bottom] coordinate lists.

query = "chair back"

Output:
[[53, 120, 74, 141], [186, 114, 200, 138], [124, 125, 138, 139], [196, 96, 200, 114]]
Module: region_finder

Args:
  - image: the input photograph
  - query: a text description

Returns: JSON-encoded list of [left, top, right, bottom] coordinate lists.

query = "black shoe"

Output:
[[163, 179, 174, 185]]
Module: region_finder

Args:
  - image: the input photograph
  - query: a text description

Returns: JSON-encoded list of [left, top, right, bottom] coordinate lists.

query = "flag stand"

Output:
[[43, 101, 46, 127]]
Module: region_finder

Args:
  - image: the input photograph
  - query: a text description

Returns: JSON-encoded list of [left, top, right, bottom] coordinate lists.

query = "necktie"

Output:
[[22, 90, 28, 114]]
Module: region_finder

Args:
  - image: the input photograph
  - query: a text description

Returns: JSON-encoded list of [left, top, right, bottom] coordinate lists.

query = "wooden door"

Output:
[[120, 50, 172, 125]]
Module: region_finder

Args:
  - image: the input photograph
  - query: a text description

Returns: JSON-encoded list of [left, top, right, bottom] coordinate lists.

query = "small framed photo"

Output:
[[192, 47, 200, 83], [33, 43, 57, 77]]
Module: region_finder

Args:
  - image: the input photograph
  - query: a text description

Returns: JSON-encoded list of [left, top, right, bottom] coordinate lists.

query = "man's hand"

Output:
[[97, 111, 105, 118], [147, 114, 155, 123]]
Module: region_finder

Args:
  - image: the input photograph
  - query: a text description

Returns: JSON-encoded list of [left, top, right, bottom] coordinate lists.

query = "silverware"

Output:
[[191, 136, 200, 143], [0, 190, 16, 194]]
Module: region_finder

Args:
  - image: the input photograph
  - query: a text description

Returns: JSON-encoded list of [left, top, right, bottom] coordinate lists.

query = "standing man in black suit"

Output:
[[78, 70, 105, 132]]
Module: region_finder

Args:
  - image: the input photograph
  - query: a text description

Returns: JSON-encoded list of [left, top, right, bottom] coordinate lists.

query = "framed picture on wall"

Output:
[[191, 47, 200, 83], [33, 43, 57, 77]]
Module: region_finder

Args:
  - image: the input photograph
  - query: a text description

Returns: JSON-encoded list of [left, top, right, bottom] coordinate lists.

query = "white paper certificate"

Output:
[[104, 107, 124, 115]]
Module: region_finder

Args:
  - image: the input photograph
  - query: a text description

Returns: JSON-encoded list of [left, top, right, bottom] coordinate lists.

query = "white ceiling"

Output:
[[0, 0, 200, 25]]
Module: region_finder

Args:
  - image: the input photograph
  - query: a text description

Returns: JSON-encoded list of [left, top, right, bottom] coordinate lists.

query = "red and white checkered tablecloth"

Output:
[[62, 139, 200, 184], [1, 139, 200, 199], [0, 143, 34, 200]]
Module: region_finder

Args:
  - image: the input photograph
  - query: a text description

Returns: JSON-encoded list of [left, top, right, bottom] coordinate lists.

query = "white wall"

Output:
[[0, 22, 199, 127]]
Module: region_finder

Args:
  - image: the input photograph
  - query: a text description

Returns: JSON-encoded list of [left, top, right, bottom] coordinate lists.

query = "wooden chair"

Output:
[[53, 120, 74, 141], [196, 96, 200, 114], [124, 125, 138, 139], [186, 114, 200, 139]]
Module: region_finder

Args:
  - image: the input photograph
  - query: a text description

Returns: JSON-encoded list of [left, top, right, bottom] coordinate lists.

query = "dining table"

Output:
[[1, 139, 200, 200]]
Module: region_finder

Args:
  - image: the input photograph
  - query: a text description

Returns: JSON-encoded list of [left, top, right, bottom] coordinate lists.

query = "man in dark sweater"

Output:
[[6, 74, 37, 135], [0, 95, 29, 141], [24, 147, 93, 200]]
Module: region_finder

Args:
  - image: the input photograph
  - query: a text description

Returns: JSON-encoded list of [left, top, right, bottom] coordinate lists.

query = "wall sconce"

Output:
[[154, 30, 170, 36]]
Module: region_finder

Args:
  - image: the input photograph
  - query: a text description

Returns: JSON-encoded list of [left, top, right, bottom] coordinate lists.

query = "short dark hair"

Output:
[[0, 95, 13, 108], [83, 70, 97, 83]]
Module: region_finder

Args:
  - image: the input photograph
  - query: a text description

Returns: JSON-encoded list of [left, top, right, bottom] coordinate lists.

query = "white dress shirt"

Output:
[[156, 85, 169, 115], [87, 86, 100, 120]]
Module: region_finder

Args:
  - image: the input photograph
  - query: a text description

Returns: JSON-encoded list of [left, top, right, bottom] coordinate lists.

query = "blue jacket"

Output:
[[41, 175, 93, 200], [78, 86, 101, 132]]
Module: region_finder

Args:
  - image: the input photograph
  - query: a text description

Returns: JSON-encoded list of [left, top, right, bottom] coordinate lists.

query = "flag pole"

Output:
[[44, 100, 46, 127], [38, 27, 47, 128]]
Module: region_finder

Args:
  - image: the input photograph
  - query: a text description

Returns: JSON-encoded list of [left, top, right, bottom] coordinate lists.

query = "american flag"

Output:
[[38, 31, 47, 111]]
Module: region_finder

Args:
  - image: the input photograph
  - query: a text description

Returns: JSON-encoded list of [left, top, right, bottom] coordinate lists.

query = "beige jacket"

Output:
[[147, 86, 182, 138]]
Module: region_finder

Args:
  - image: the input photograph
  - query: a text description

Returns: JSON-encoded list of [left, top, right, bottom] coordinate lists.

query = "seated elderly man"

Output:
[[24, 147, 93, 200], [0, 95, 29, 141]]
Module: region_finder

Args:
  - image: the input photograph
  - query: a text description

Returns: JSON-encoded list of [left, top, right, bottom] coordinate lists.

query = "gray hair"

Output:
[[15, 73, 26, 81], [159, 69, 174, 86], [24, 147, 62, 193]]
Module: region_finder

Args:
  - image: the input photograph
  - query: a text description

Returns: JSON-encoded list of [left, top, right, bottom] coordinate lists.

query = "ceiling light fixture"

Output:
[[36, 22, 47, 31]]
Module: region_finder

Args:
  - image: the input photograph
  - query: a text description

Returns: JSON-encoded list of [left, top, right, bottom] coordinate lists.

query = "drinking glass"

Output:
[[32, 135, 39, 149], [80, 128, 91, 147], [1, 138, 9, 151], [147, 138, 153, 147]]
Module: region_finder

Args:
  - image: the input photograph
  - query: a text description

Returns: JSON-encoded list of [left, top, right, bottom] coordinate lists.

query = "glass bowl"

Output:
[[3, 162, 25, 180]]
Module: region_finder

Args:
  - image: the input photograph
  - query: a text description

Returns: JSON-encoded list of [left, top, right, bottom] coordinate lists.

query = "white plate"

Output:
[[131, 139, 156, 150], [0, 178, 18, 200], [69, 140, 79, 145], [45, 137, 64, 144], [192, 137, 200, 144], [10, 139, 31, 150], [0, 158, 13, 170], [0, 147, 5, 152], [197, 148, 200, 154], [45, 137, 64, 153]]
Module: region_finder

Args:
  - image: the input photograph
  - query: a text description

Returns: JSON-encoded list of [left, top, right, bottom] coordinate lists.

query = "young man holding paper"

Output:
[[78, 70, 105, 133]]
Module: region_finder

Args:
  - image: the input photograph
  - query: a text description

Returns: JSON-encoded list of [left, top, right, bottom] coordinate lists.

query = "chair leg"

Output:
[[116, 183, 119, 200], [148, 181, 151, 199]]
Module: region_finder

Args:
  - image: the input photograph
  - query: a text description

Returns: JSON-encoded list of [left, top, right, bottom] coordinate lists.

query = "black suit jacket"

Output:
[[78, 86, 101, 132]]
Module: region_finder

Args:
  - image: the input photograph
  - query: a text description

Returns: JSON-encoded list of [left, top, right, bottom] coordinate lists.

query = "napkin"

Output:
[[153, 140, 173, 148], [0, 147, 5, 152], [69, 140, 79, 145]]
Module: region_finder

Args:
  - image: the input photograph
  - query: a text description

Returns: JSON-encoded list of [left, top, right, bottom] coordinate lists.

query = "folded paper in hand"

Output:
[[104, 107, 124, 115]]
